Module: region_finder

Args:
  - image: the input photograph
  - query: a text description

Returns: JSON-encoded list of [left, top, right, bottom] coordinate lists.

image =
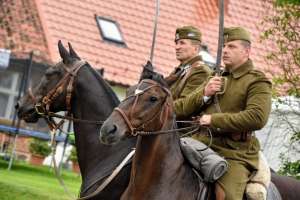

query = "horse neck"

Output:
[[134, 119, 182, 169], [72, 65, 119, 120], [125, 118, 197, 199], [71, 66, 121, 176]]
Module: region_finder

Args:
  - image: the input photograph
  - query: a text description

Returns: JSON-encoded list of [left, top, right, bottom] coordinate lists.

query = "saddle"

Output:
[[180, 138, 282, 200], [246, 152, 282, 200], [180, 137, 226, 200], [180, 137, 228, 182]]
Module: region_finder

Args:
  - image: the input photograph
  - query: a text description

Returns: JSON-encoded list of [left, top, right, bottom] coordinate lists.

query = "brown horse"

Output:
[[17, 41, 136, 200], [99, 67, 210, 200], [100, 65, 300, 200]]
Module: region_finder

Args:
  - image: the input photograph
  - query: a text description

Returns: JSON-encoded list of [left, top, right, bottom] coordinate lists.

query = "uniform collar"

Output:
[[228, 59, 253, 79], [174, 55, 203, 76], [180, 55, 202, 68]]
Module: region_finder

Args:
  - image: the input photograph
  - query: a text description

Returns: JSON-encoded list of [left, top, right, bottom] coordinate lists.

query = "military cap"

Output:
[[175, 26, 202, 42], [223, 27, 251, 43]]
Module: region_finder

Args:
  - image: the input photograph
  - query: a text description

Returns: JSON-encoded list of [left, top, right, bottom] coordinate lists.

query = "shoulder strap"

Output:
[[173, 61, 203, 99]]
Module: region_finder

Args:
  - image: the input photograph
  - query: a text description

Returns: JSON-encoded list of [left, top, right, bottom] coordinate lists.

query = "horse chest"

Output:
[[123, 164, 198, 200]]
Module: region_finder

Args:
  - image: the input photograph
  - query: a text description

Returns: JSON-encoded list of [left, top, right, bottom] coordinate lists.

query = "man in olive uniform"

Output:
[[166, 26, 212, 114], [174, 27, 272, 200]]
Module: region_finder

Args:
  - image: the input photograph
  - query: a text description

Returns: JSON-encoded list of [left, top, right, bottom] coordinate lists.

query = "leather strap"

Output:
[[230, 132, 253, 142], [213, 95, 222, 113], [77, 149, 136, 200], [202, 130, 253, 142], [173, 60, 204, 99]]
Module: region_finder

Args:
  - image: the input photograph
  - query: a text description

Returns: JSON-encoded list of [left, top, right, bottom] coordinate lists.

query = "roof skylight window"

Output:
[[96, 16, 125, 45]]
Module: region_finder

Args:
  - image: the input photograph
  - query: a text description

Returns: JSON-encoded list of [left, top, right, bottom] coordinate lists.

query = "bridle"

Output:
[[114, 79, 200, 136], [115, 79, 171, 136], [28, 60, 104, 130], [34, 60, 86, 115], [23, 59, 89, 199]]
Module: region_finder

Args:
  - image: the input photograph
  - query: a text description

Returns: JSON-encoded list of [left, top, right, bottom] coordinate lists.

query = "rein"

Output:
[[36, 58, 129, 200], [29, 61, 183, 200], [35, 110, 105, 125], [28, 60, 108, 200], [114, 79, 212, 138], [76, 149, 136, 200], [31, 68, 208, 199]]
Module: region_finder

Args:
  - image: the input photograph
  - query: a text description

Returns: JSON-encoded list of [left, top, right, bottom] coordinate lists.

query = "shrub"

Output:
[[69, 147, 78, 163], [29, 138, 51, 157]]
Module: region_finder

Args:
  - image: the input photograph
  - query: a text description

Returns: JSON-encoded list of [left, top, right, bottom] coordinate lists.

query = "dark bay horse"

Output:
[[17, 41, 136, 199], [99, 69, 210, 200], [100, 65, 300, 200]]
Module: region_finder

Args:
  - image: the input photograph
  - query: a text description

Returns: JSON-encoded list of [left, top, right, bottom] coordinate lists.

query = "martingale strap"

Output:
[[77, 149, 136, 200], [173, 60, 203, 99]]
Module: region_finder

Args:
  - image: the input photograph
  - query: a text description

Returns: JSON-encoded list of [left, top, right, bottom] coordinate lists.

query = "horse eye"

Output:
[[149, 96, 158, 102]]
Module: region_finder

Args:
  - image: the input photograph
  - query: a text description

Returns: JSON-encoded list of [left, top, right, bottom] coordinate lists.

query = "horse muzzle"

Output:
[[99, 123, 124, 145], [17, 104, 40, 123]]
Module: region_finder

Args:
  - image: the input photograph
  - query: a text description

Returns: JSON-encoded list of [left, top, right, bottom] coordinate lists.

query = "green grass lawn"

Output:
[[0, 159, 81, 200]]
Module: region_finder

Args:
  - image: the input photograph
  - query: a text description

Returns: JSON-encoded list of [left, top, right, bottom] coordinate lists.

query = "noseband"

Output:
[[114, 79, 172, 136]]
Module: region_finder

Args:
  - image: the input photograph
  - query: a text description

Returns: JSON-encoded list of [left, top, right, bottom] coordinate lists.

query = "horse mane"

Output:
[[85, 62, 120, 105], [151, 73, 169, 88], [139, 61, 169, 89]]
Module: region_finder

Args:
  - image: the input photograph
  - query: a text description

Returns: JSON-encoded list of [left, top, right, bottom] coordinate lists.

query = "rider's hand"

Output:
[[199, 114, 212, 126], [204, 76, 222, 96]]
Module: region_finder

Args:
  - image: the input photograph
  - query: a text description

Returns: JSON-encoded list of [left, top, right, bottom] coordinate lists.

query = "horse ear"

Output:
[[99, 68, 104, 76], [139, 61, 155, 81], [155, 74, 169, 88], [144, 60, 154, 71], [68, 42, 81, 60], [58, 40, 72, 64]]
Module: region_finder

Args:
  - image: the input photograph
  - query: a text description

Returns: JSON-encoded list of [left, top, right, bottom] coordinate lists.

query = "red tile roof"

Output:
[[11, 0, 273, 86], [0, 0, 50, 62]]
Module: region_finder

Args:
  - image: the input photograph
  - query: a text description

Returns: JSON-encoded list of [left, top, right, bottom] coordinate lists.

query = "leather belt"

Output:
[[200, 128, 253, 142], [229, 131, 253, 142]]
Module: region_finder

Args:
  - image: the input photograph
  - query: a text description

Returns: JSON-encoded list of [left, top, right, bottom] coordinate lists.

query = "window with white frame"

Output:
[[0, 70, 20, 119], [96, 16, 125, 45]]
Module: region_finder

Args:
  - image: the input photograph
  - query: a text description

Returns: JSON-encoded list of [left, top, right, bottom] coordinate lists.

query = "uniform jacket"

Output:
[[169, 55, 212, 119], [174, 59, 272, 168]]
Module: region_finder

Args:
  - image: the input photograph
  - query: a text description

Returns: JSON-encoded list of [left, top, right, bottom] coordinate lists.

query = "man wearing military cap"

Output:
[[174, 27, 272, 200], [165, 26, 212, 114]]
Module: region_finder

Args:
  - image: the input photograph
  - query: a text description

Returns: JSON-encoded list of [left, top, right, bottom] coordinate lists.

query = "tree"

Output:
[[260, 0, 300, 178], [276, 0, 300, 6]]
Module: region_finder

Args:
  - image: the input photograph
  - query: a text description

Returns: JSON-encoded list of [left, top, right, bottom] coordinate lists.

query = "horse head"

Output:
[[17, 41, 85, 122], [99, 64, 172, 145]]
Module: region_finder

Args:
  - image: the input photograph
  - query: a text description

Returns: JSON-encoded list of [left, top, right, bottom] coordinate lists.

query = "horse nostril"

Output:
[[108, 124, 117, 134]]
